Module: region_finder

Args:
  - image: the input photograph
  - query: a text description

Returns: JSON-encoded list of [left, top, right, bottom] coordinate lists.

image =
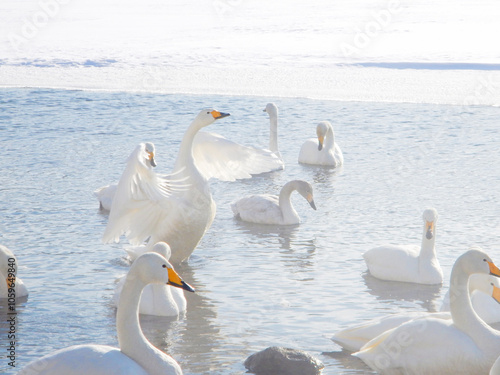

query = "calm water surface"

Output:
[[0, 88, 499, 374]]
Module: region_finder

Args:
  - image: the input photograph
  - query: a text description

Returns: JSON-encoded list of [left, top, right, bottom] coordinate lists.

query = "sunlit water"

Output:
[[0, 88, 499, 374]]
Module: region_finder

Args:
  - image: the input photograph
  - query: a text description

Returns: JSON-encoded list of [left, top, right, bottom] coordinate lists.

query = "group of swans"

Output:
[[19, 252, 194, 375], [351, 248, 500, 374], [99, 104, 341, 263]]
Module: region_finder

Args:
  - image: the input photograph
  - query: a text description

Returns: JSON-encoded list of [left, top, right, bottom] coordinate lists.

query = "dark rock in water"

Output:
[[244, 346, 324, 375]]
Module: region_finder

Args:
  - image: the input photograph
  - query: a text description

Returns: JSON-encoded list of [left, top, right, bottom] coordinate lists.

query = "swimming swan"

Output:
[[298, 121, 343, 167], [332, 274, 500, 352], [231, 180, 316, 225], [18, 253, 195, 375], [114, 242, 186, 316], [354, 248, 500, 374], [103, 110, 231, 264], [0, 245, 28, 299], [363, 208, 443, 284]]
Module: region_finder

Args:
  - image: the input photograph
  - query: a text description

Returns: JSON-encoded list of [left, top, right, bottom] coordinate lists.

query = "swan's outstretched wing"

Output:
[[193, 132, 284, 182], [102, 144, 187, 245]]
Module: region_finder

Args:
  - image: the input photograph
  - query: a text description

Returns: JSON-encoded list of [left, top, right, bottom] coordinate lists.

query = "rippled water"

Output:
[[0, 88, 499, 374]]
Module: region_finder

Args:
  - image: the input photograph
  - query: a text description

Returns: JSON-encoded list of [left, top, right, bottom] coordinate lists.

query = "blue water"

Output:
[[0, 87, 499, 374]]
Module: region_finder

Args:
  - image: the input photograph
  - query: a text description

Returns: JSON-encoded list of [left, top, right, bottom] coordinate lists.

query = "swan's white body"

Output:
[[231, 180, 316, 225], [114, 242, 186, 316], [354, 248, 500, 375], [298, 121, 343, 167], [363, 208, 443, 284], [19, 253, 195, 375], [0, 245, 28, 298], [332, 274, 500, 352]]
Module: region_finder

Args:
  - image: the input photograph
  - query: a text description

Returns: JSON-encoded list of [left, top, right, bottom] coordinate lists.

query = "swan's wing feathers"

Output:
[[193, 132, 284, 182], [102, 150, 188, 245]]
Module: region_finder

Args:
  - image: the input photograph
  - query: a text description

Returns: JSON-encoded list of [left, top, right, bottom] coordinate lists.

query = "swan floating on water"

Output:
[[0, 244, 28, 299], [332, 273, 500, 352], [231, 180, 316, 225], [354, 248, 500, 374], [114, 242, 187, 317], [363, 208, 443, 284], [18, 253, 194, 375], [298, 121, 343, 167]]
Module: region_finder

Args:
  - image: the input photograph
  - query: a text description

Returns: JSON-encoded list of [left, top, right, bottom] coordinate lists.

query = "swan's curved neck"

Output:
[[324, 125, 335, 150], [173, 122, 199, 174], [449, 266, 498, 346], [279, 182, 299, 223], [419, 224, 437, 260], [117, 277, 179, 374], [268, 114, 278, 153]]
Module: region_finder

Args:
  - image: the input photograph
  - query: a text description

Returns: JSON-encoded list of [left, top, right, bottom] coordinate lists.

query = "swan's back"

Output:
[[231, 194, 284, 224], [18, 345, 149, 375]]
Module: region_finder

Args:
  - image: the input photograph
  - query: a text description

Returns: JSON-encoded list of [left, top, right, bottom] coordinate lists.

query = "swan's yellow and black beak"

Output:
[[487, 260, 500, 277], [147, 151, 157, 168], [211, 110, 230, 120], [425, 220, 434, 240], [167, 268, 195, 293], [317, 135, 324, 151], [6, 276, 15, 289], [307, 193, 317, 210], [492, 283, 500, 304]]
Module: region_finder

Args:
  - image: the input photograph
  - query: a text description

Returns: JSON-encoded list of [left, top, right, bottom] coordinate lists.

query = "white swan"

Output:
[[0, 245, 28, 299], [363, 208, 443, 284], [102, 110, 229, 264], [332, 274, 500, 352], [94, 143, 159, 211], [114, 242, 186, 316], [354, 248, 500, 374], [298, 121, 343, 167], [231, 180, 316, 225], [18, 253, 194, 375]]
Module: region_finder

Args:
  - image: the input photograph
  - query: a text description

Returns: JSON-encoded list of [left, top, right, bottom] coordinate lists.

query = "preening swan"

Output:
[[102, 109, 230, 264], [231, 180, 316, 225], [94, 143, 159, 211], [18, 253, 194, 375], [298, 121, 343, 167], [0, 244, 28, 299], [114, 242, 187, 316], [332, 274, 500, 352], [354, 248, 500, 375], [363, 208, 443, 284], [191, 103, 284, 178]]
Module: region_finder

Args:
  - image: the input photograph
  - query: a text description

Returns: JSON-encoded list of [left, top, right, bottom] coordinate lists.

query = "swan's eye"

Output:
[[483, 259, 487, 262], [162, 264, 167, 268]]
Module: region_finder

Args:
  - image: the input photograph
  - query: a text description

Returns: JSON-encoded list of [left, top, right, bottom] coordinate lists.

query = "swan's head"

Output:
[[263, 103, 278, 117], [469, 273, 500, 296], [132, 252, 195, 292], [456, 248, 500, 278], [143, 142, 157, 168], [151, 241, 172, 261], [294, 180, 317, 211], [422, 208, 438, 240], [316, 121, 332, 151], [193, 109, 230, 129], [0, 245, 17, 289]]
